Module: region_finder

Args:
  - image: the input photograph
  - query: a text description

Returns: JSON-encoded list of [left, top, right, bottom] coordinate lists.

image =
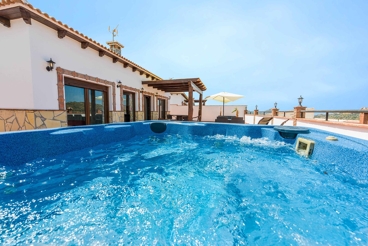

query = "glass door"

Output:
[[158, 99, 166, 119], [123, 92, 136, 122], [89, 90, 105, 124], [65, 85, 87, 126], [64, 78, 108, 126]]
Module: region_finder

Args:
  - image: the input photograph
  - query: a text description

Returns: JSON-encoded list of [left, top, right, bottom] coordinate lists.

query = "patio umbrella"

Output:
[[205, 92, 244, 116]]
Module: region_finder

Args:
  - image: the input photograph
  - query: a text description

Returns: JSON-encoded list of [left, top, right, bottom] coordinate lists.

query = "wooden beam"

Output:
[[146, 74, 150, 78], [58, 30, 67, 39], [143, 81, 191, 85], [20, 8, 31, 25], [140, 71, 144, 75], [112, 57, 118, 63], [142, 78, 200, 84], [160, 89, 191, 93], [81, 42, 89, 49], [99, 50, 105, 57], [190, 81, 202, 95], [132, 67, 137, 72], [198, 93, 203, 122], [188, 85, 193, 121], [0, 16, 10, 28], [123, 63, 128, 68], [151, 76, 155, 80]]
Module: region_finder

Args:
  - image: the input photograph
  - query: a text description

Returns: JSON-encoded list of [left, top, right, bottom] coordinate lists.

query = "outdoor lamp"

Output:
[[298, 95, 304, 106], [46, 58, 55, 71], [117, 81, 122, 88], [274, 102, 277, 109]]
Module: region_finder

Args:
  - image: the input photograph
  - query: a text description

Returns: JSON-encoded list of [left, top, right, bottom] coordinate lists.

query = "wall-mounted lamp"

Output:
[[117, 81, 122, 88], [255, 105, 258, 110], [141, 87, 144, 91], [274, 102, 277, 109], [46, 58, 55, 71], [298, 95, 304, 106]]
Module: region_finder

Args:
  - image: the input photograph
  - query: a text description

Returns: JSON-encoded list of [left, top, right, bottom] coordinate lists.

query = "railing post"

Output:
[[272, 108, 278, 117], [326, 112, 329, 121], [253, 109, 259, 124], [360, 112, 368, 124], [293, 106, 306, 126]]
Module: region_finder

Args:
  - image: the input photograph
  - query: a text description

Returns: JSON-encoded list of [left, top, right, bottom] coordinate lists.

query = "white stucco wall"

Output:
[[296, 121, 368, 140], [170, 105, 247, 122], [244, 114, 368, 140], [170, 93, 186, 105], [1, 18, 164, 111], [0, 19, 34, 109]]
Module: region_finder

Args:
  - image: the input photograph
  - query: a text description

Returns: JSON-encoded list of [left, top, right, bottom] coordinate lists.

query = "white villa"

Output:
[[0, 0, 206, 132]]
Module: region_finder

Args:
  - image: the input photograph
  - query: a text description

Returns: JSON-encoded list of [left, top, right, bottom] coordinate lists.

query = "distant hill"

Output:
[[314, 113, 359, 120], [66, 101, 103, 113]]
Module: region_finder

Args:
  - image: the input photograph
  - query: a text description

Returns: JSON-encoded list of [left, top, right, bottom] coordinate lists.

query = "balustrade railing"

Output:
[[301, 109, 368, 122]]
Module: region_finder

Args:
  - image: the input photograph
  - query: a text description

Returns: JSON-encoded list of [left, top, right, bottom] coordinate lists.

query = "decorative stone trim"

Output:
[[0, 109, 66, 132], [56, 67, 116, 112]]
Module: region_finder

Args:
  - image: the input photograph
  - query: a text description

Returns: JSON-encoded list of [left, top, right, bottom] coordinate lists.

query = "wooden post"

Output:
[[188, 84, 193, 121], [198, 93, 203, 122]]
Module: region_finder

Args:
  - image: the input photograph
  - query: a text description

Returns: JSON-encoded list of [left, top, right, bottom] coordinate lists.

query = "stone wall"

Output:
[[136, 111, 144, 121], [0, 109, 67, 132], [152, 111, 159, 120], [109, 111, 125, 123]]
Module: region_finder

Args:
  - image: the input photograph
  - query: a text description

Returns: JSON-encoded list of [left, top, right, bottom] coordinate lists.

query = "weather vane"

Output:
[[108, 24, 119, 42]]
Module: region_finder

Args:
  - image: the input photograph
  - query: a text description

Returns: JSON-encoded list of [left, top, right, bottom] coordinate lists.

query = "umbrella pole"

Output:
[[223, 98, 225, 116]]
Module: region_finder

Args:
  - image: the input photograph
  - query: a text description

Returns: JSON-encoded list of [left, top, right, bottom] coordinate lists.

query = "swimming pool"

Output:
[[1, 122, 368, 245]]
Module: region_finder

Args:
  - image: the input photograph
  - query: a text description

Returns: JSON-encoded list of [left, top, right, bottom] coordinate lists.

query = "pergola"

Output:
[[142, 78, 207, 121]]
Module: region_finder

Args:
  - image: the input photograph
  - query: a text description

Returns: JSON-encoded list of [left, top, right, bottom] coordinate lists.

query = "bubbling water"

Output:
[[1, 134, 367, 245]]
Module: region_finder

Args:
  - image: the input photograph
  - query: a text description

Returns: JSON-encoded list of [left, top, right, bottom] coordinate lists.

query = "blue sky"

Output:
[[29, 0, 368, 110]]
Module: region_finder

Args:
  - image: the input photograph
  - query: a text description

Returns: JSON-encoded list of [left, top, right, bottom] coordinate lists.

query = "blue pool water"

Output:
[[1, 122, 368, 245]]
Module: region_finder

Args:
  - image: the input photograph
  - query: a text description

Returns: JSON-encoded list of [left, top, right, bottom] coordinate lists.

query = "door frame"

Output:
[[144, 95, 151, 120]]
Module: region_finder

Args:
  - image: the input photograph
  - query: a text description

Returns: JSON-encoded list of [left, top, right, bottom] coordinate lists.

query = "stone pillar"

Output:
[[293, 106, 306, 126], [253, 109, 259, 124], [360, 113, 368, 124], [272, 108, 278, 116]]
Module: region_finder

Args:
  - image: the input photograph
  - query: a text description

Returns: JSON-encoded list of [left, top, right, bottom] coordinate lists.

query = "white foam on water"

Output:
[[204, 134, 289, 148]]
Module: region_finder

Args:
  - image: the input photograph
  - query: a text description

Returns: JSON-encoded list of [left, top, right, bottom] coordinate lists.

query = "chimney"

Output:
[[107, 41, 124, 56]]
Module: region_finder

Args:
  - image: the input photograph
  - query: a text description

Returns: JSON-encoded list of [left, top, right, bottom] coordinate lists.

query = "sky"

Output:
[[28, 0, 368, 110]]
